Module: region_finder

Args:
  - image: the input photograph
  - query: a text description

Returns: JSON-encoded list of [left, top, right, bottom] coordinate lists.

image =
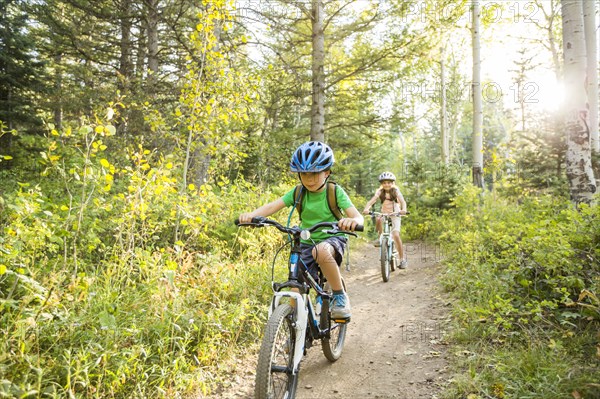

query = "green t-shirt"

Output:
[[282, 184, 354, 243]]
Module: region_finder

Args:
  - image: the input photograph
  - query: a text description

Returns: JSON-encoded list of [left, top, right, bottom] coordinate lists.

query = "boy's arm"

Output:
[[239, 198, 286, 223], [338, 206, 364, 232]]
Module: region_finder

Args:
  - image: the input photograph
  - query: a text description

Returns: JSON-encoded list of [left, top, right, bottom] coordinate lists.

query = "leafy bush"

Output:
[[439, 187, 600, 398], [0, 122, 294, 398]]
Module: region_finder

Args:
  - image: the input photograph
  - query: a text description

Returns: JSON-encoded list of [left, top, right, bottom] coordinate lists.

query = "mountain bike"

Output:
[[235, 216, 363, 399], [370, 211, 408, 282]]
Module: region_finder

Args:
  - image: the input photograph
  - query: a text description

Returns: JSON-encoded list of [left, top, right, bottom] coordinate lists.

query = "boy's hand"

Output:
[[338, 217, 359, 231], [361, 209, 370, 215], [238, 212, 256, 224]]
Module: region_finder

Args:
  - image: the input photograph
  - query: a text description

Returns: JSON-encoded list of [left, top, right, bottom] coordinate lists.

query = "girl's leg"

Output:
[[391, 217, 405, 266], [391, 230, 403, 259]]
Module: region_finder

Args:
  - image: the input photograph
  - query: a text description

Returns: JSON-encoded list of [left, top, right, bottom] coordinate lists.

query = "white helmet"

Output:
[[378, 171, 396, 182]]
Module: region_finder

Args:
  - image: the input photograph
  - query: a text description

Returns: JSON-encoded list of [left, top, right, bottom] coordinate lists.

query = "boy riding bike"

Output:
[[362, 171, 408, 268], [238, 141, 363, 320]]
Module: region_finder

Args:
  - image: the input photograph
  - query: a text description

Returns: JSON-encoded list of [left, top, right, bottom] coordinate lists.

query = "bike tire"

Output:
[[255, 303, 299, 399], [390, 240, 396, 272], [380, 239, 390, 282], [320, 283, 348, 361]]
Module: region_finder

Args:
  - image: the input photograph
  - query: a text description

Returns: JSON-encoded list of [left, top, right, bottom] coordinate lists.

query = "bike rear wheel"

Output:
[[380, 238, 390, 282], [320, 282, 348, 361], [255, 304, 299, 399]]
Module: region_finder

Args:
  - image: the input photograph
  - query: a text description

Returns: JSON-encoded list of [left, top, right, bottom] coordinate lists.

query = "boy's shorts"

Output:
[[299, 236, 347, 283]]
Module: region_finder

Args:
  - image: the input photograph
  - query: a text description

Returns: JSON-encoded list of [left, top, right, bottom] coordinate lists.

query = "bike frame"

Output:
[[266, 227, 342, 374], [379, 215, 394, 263]]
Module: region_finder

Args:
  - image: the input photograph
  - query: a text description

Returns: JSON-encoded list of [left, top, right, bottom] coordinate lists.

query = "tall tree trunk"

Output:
[[471, 1, 484, 188], [440, 46, 449, 165], [541, 0, 562, 80], [53, 53, 63, 131], [119, 0, 134, 92], [146, 0, 159, 93], [135, 24, 147, 80], [310, 0, 325, 143], [118, 0, 133, 136], [583, 0, 599, 153], [561, 0, 597, 203]]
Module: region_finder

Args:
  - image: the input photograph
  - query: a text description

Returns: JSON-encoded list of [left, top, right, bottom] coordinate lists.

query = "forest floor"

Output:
[[202, 240, 454, 399]]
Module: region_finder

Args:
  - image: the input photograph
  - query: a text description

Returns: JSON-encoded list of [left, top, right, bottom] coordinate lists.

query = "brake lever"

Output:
[[323, 228, 358, 237], [237, 222, 265, 228]]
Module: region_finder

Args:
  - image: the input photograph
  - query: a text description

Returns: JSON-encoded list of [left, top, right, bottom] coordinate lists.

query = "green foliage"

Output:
[[0, 121, 290, 397], [438, 187, 600, 398], [0, 5, 277, 392], [0, 1, 47, 132], [401, 160, 471, 210], [446, 337, 597, 399]]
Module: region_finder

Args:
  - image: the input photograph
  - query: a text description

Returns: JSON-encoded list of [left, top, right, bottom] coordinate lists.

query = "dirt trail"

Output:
[[205, 240, 452, 399]]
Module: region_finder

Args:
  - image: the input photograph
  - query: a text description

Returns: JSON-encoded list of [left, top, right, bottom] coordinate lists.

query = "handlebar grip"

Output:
[[234, 216, 267, 226], [355, 224, 364, 232]]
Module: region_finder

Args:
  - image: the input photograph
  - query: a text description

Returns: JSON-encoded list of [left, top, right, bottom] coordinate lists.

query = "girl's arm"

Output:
[[239, 198, 286, 223], [362, 189, 381, 214], [395, 189, 407, 214]]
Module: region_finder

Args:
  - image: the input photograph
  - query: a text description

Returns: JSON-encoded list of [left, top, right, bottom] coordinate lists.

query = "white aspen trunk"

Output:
[[311, 0, 325, 143], [562, 0, 597, 203], [583, 0, 599, 153], [441, 47, 449, 165], [471, 1, 484, 188]]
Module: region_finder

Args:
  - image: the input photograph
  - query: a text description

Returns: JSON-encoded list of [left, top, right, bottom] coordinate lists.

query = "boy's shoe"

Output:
[[399, 259, 407, 269], [330, 293, 351, 320]]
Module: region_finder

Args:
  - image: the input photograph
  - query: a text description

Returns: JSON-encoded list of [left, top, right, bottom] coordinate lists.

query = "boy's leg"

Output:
[[312, 241, 351, 319], [312, 242, 343, 291]]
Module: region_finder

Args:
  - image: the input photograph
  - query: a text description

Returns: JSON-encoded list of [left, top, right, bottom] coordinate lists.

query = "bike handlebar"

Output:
[[369, 211, 410, 217], [235, 216, 364, 236]]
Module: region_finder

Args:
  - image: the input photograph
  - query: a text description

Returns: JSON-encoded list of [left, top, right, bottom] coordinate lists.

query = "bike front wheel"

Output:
[[390, 240, 396, 272], [255, 303, 299, 399], [380, 238, 390, 282]]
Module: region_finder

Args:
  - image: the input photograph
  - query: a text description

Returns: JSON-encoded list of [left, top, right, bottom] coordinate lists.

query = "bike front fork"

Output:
[[270, 291, 308, 374]]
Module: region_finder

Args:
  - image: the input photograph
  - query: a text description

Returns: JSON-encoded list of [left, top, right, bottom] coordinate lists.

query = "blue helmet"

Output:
[[290, 141, 335, 172]]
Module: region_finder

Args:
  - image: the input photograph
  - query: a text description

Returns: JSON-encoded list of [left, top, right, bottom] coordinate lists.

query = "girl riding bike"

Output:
[[362, 171, 408, 268], [238, 141, 363, 319]]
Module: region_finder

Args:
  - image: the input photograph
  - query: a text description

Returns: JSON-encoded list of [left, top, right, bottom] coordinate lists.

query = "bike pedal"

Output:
[[332, 318, 350, 324]]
